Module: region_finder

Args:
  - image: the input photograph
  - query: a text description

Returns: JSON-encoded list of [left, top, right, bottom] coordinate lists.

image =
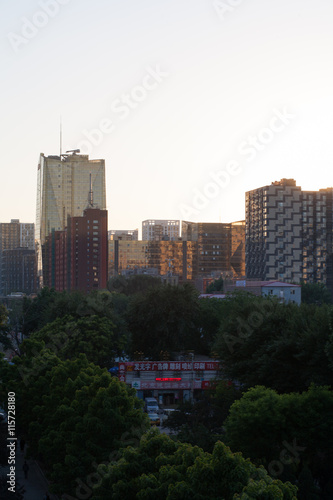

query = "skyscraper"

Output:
[[36, 151, 106, 286]]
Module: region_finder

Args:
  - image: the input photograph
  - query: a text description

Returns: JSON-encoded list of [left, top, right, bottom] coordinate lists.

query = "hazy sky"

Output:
[[2, 0, 333, 236]]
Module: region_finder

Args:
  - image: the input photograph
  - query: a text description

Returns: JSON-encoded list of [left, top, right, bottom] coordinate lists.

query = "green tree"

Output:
[[165, 381, 241, 451], [20, 314, 123, 368], [91, 431, 297, 499], [22, 289, 132, 355], [128, 283, 202, 358], [196, 297, 227, 354], [214, 294, 333, 392], [301, 282, 332, 305], [0, 304, 10, 351], [224, 385, 333, 496], [108, 274, 161, 296], [7, 354, 148, 495], [206, 277, 224, 293]]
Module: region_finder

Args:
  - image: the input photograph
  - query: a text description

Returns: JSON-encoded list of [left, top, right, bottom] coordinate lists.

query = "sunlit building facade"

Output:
[[142, 220, 180, 241], [36, 152, 106, 287], [109, 240, 149, 276], [108, 229, 139, 241], [181, 221, 245, 279], [109, 239, 197, 283], [246, 179, 333, 294]]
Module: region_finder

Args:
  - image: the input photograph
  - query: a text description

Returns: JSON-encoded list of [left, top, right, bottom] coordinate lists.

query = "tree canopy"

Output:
[[214, 293, 333, 392], [206, 277, 224, 293], [21, 314, 123, 368], [301, 282, 332, 305], [128, 283, 203, 358], [90, 431, 297, 500], [0, 304, 10, 351], [224, 385, 333, 497], [6, 354, 149, 495]]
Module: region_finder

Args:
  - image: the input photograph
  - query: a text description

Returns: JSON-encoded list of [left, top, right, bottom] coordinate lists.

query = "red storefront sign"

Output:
[[120, 361, 219, 372], [136, 380, 203, 390]]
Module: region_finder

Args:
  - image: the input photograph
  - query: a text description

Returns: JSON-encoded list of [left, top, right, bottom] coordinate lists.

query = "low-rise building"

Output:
[[225, 280, 301, 305], [118, 358, 221, 405]]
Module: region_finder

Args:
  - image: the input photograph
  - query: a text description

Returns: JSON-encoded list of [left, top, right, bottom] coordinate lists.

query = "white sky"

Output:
[[2, 0, 333, 236]]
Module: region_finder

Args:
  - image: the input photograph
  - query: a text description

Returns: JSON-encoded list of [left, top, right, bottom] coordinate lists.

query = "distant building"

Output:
[[2, 248, 36, 295], [36, 151, 106, 287], [225, 280, 301, 305], [109, 222, 245, 290], [108, 240, 149, 277], [245, 179, 333, 296], [181, 221, 245, 285], [69, 207, 108, 293], [0, 220, 36, 295], [44, 207, 108, 293], [119, 357, 221, 404], [108, 229, 138, 241], [142, 220, 180, 241], [246, 179, 302, 282], [108, 239, 197, 283]]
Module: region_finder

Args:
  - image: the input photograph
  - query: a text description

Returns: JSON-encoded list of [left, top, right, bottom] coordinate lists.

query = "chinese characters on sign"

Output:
[[123, 361, 220, 371]]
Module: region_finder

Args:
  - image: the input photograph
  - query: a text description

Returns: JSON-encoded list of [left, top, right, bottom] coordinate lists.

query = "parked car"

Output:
[[144, 397, 159, 413], [148, 413, 160, 426]]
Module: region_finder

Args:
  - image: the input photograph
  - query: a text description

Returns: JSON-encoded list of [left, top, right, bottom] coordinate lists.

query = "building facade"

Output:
[[224, 280, 301, 305], [69, 208, 108, 293], [108, 239, 197, 283], [246, 179, 333, 293], [246, 179, 302, 282], [118, 358, 221, 404], [108, 240, 149, 276], [182, 221, 245, 280], [301, 188, 333, 289], [36, 152, 106, 286], [44, 208, 108, 293], [142, 220, 180, 241], [2, 248, 36, 295], [108, 229, 139, 241], [0, 220, 36, 295]]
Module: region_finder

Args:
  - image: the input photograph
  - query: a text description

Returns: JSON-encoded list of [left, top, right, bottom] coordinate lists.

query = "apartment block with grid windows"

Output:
[[246, 179, 333, 294]]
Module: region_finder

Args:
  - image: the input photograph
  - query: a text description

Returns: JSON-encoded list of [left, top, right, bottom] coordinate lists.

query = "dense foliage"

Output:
[[21, 314, 123, 368], [224, 385, 333, 497], [91, 431, 297, 500], [2, 353, 148, 495], [128, 283, 204, 358], [214, 292, 333, 392], [2, 285, 333, 498]]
